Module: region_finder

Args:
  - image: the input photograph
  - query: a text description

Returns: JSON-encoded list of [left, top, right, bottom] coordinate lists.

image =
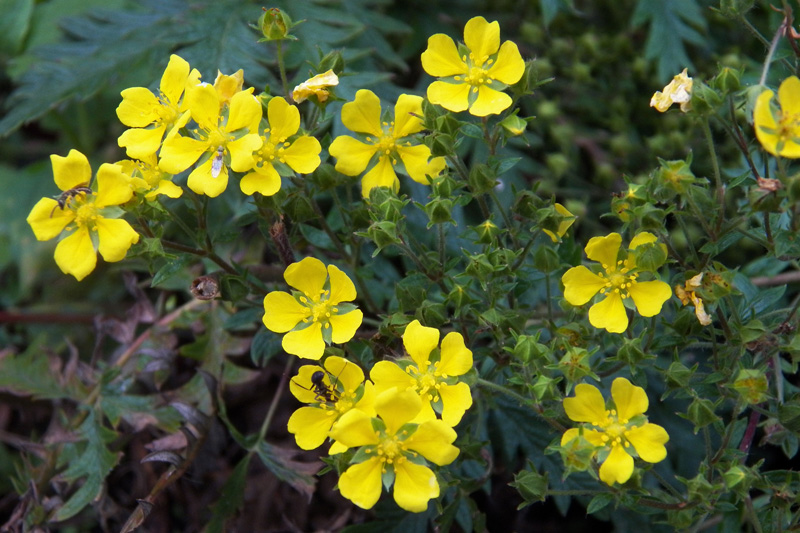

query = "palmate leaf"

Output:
[[0, 0, 411, 136], [631, 0, 708, 81]]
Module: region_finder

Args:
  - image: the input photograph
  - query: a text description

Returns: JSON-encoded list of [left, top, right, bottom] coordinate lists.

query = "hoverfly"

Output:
[[50, 186, 92, 218], [211, 146, 225, 178]]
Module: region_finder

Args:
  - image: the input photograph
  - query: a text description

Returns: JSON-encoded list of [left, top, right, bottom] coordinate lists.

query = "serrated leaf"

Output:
[[255, 441, 320, 498], [0, 344, 82, 400]]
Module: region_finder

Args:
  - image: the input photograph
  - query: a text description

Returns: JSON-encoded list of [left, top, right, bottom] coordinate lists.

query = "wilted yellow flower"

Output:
[[292, 70, 339, 103], [650, 69, 692, 113], [675, 273, 712, 326]]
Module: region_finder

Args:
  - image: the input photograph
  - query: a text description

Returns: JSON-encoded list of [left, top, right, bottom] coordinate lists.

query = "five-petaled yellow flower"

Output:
[[292, 70, 339, 104], [754, 76, 800, 158], [421, 16, 525, 116], [116, 55, 199, 160], [329, 89, 446, 197], [240, 96, 322, 196], [371, 320, 473, 426], [562, 377, 669, 485], [27, 150, 139, 281], [159, 83, 262, 197], [562, 232, 671, 333], [650, 69, 692, 113], [262, 257, 363, 359], [287, 356, 375, 452], [330, 388, 460, 512]]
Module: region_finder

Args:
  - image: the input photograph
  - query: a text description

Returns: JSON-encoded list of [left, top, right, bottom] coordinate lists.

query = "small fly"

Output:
[[211, 147, 225, 178], [50, 186, 92, 217]]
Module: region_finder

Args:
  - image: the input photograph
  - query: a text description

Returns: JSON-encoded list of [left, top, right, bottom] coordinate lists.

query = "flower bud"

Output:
[[512, 190, 544, 219], [512, 334, 548, 363], [717, 0, 755, 18], [424, 197, 454, 226], [654, 158, 697, 197], [531, 374, 558, 401], [722, 465, 747, 489], [318, 50, 345, 76], [368, 187, 408, 223], [685, 397, 720, 433], [468, 163, 498, 194], [474, 219, 501, 244], [538, 202, 576, 243], [558, 433, 596, 475], [732, 368, 769, 404], [628, 241, 667, 271], [690, 80, 723, 115], [499, 114, 528, 136], [533, 246, 560, 273], [284, 193, 315, 222], [417, 301, 447, 327], [257, 7, 298, 41], [714, 66, 742, 93], [555, 347, 595, 383], [366, 221, 400, 252]]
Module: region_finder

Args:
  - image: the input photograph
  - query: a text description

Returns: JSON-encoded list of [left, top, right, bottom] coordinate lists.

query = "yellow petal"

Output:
[[754, 89, 779, 156], [626, 423, 669, 463], [283, 136, 321, 174], [469, 85, 512, 117], [628, 231, 657, 249], [284, 257, 327, 296], [405, 419, 459, 464], [329, 309, 363, 344], [27, 198, 74, 241], [148, 179, 183, 199], [585, 233, 622, 268], [610, 377, 648, 421], [376, 388, 422, 435], [282, 322, 325, 359], [116, 87, 160, 127], [94, 164, 133, 208], [338, 458, 383, 510], [327, 264, 357, 304], [393, 461, 439, 513], [360, 156, 399, 197], [427, 81, 471, 113], [402, 320, 439, 369], [266, 96, 300, 141], [628, 280, 672, 317], [240, 167, 281, 196], [393, 94, 424, 138], [159, 136, 208, 174], [329, 135, 377, 176], [487, 40, 525, 85], [420, 33, 466, 77], [778, 76, 800, 118], [438, 332, 472, 376], [227, 91, 262, 133], [51, 150, 92, 191], [118, 126, 167, 161], [562, 266, 606, 305], [187, 159, 228, 198], [438, 382, 472, 426], [289, 364, 325, 403], [184, 84, 220, 131], [96, 219, 139, 262], [329, 408, 379, 447], [287, 406, 336, 450], [355, 381, 377, 417], [599, 445, 634, 485], [160, 55, 191, 105], [54, 227, 96, 281], [263, 291, 309, 332], [325, 356, 364, 392], [370, 360, 416, 395], [588, 292, 628, 333], [563, 383, 607, 425], [397, 144, 443, 184], [463, 16, 499, 63], [341, 89, 383, 136], [228, 133, 261, 172]]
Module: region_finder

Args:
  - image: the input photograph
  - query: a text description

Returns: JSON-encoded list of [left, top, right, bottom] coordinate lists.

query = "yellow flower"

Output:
[[421, 16, 525, 117], [328, 90, 446, 197], [650, 69, 692, 113], [754, 76, 800, 158], [292, 70, 339, 103], [287, 356, 375, 451], [213, 69, 246, 108], [329, 388, 460, 512], [371, 320, 473, 426], [674, 273, 712, 326], [159, 84, 263, 197], [262, 257, 363, 359], [116, 154, 182, 200], [26, 150, 139, 281], [561, 377, 669, 485], [561, 232, 672, 333], [116, 55, 200, 160], [240, 96, 321, 196], [542, 203, 576, 243]]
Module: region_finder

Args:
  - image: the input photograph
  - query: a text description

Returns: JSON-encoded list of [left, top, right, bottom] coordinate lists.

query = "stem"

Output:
[[700, 119, 725, 236], [276, 40, 289, 97], [488, 187, 520, 248], [759, 20, 786, 86], [255, 356, 295, 445], [476, 378, 566, 432], [437, 222, 446, 273]]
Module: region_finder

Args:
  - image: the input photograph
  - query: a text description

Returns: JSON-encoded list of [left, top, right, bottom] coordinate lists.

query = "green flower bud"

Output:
[[431, 174, 459, 198], [499, 114, 528, 136], [368, 187, 408, 223], [284, 193, 315, 223], [665, 360, 696, 389], [685, 397, 720, 433], [465, 252, 494, 284], [628, 241, 668, 271], [366, 221, 400, 252], [732, 368, 769, 404], [722, 465, 746, 489], [690, 81, 723, 115], [512, 467, 549, 503], [682, 473, 718, 499], [545, 153, 569, 179], [423, 197, 454, 226], [748, 184, 783, 213], [558, 432, 596, 475], [446, 283, 474, 312], [718, 0, 755, 18], [615, 337, 651, 366], [788, 174, 800, 204], [474, 219, 501, 244], [531, 374, 558, 401], [714, 66, 742, 93], [654, 158, 697, 196], [417, 301, 447, 327], [488, 248, 518, 272], [257, 7, 298, 41], [468, 163, 498, 194], [533, 246, 560, 273], [512, 190, 544, 219], [555, 347, 595, 383], [512, 334, 549, 363]]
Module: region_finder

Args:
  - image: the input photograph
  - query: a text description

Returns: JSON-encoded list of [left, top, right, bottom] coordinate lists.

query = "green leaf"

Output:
[[52, 410, 121, 522], [0, 0, 34, 54], [587, 492, 615, 514], [0, 342, 82, 400], [205, 454, 252, 533], [255, 441, 319, 499], [250, 328, 283, 367]]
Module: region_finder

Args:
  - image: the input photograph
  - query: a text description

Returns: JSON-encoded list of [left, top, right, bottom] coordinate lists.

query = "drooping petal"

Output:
[[402, 320, 439, 369], [486, 40, 525, 85], [118, 126, 167, 161], [370, 361, 417, 394], [562, 266, 606, 305], [51, 150, 92, 191], [266, 96, 301, 141], [329, 310, 363, 344], [227, 91, 263, 133], [116, 87, 160, 128], [427, 81, 471, 113], [159, 55, 191, 105], [463, 16, 500, 63], [563, 383, 607, 425], [626, 423, 669, 463], [341, 90, 383, 136], [438, 332, 472, 376], [585, 233, 622, 268], [283, 136, 322, 174], [628, 280, 672, 317], [393, 461, 439, 513], [397, 144, 443, 184], [599, 445, 634, 485], [187, 158, 228, 198], [329, 408, 379, 448], [360, 156, 398, 197], [438, 382, 472, 426], [284, 257, 327, 297], [420, 34, 466, 77], [94, 164, 134, 208], [393, 94, 424, 138], [240, 166, 282, 196], [469, 85, 512, 117], [159, 136, 209, 174], [327, 264, 357, 304], [27, 198, 74, 241], [263, 291, 309, 332], [588, 293, 628, 333], [337, 458, 383, 510], [287, 406, 337, 450], [96, 219, 139, 262], [329, 136, 377, 176], [54, 227, 96, 281], [324, 356, 364, 392], [282, 322, 325, 359], [375, 388, 422, 435], [610, 378, 648, 421]]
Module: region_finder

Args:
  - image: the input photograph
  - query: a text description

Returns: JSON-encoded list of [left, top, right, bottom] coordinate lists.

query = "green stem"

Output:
[[276, 39, 290, 97], [476, 378, 566, 432], [488, 187, 520, 248], [759, 19, 786, 86], [700, 119, 725, 235]]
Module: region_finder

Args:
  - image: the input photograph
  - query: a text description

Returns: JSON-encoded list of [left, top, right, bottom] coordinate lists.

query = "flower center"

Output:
[[299, 289, 337, 328], [406, 363, 443, 402], [777, 110, 800, 142], [597, 260, 638, 300], [73, 202, 99, 228], [368, 430, 412, 471], [598, 409, 635, 449]]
